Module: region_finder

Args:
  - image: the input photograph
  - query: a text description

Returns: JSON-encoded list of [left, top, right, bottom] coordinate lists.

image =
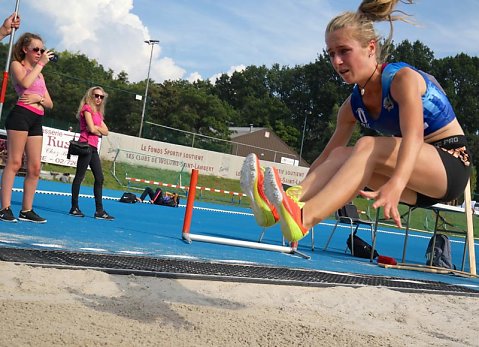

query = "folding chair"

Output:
[[323, 202, 375, 257], [370, 179, 476, 276]]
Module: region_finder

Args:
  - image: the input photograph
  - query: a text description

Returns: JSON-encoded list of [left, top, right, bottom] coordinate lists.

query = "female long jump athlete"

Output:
[[241, 0, 471, 243]]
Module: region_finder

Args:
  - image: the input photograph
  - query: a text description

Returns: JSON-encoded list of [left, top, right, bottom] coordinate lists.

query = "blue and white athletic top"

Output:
[[350, 62, 456, 136]]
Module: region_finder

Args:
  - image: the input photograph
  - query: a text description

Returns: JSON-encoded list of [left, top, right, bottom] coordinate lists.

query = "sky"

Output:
[[1, 0, 478, 83]]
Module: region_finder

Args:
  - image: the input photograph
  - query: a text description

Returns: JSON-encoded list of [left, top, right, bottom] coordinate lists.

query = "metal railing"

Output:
[[144, 121, 300, 164]]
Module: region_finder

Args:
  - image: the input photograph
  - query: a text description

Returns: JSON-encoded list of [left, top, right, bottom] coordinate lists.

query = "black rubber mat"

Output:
[[0, 247, 477, 296]]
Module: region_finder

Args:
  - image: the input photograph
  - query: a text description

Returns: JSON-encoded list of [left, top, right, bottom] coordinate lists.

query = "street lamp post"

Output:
[[299, 111, 310, 164], [138, 39, 159, 138]]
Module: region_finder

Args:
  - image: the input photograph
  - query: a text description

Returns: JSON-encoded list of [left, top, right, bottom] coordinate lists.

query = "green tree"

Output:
[[431, 54, 479, 191], [146, 80, 234, 151], [1, 40, 478, 194], [389, 40, 435, 71]]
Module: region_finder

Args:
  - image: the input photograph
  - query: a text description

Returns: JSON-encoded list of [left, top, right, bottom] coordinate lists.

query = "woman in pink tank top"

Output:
[[0, 33, 55, 223], [69, 86, 114, 220]]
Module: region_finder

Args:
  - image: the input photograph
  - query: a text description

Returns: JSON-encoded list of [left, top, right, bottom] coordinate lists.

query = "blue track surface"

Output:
[[1, 177, 478, 290]]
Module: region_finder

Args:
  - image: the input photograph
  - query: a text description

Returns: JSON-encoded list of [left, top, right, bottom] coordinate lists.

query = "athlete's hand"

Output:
[[360, 182, 403, 228]]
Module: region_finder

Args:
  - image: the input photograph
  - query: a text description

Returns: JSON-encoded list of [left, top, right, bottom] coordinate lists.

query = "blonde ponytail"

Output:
[[326, 0, 414, 63]]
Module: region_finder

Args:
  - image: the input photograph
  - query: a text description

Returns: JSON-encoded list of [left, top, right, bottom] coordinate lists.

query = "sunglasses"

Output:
[[31, 47, 46, 54], [94, 93, 105, 100]]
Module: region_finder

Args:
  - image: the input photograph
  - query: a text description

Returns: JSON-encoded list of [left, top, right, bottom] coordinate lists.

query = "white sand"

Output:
[[0, 261, 478, 347]]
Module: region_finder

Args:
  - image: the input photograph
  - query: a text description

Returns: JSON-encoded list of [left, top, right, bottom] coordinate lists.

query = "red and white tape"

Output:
[[126, 177, 245, 197]]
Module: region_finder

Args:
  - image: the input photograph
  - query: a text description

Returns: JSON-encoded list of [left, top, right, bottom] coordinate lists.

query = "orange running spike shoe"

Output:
[[240, 153, 279, 227], [263, 167, 309, 242]]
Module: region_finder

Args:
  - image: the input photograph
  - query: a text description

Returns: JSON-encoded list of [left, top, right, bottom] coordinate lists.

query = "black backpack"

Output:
[[346, 234, 379, 259], [119, 192, 137, 203], [425, 234, 454, 269]]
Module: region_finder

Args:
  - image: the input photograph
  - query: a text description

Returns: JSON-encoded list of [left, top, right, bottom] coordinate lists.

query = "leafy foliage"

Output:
[[1, 40, 478, 193]]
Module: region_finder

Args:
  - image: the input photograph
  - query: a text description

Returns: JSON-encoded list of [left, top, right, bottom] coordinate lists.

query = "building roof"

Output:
[[229, 126, 266, 139]]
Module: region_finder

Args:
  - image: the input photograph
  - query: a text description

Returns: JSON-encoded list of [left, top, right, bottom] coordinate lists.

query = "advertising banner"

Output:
[[41, 127, 101, 168], [101, 132, 308, 185]]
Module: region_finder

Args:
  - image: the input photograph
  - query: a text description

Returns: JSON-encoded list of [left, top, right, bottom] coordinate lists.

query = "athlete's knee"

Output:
[[353, 136, 377, 154], [355, 136, 376, 148], [328, 145, 351, 162]]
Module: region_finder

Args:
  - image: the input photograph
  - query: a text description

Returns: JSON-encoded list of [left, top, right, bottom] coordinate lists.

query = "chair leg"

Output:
[[345, 223, 355, 255], [428, 211, 441, 266], [401, 206, 413, 263], [310, 227, 314, 251], [368, 224, 374, 261], [352, 224, 360, 256], [324, 221, 340, 251], [259, 228, 287, 247], [258, 227, 266, 243], [370, 207, 381, 263]]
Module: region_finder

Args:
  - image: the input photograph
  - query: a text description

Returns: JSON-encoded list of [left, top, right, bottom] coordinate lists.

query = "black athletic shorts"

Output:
[[415, 135, 471, 207], [5, 104, 44, 136]]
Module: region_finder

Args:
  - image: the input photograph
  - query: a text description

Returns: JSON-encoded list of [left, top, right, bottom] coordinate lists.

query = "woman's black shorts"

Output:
[[5, 105, 44, 136], [415, 135, 471, 207]]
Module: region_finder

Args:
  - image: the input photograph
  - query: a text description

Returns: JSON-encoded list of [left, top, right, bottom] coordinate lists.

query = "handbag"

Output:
[[67, 132, 90, 159]]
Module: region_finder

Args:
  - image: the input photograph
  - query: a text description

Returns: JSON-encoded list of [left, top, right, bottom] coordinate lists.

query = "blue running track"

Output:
[[0, 177, 478, 290]]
